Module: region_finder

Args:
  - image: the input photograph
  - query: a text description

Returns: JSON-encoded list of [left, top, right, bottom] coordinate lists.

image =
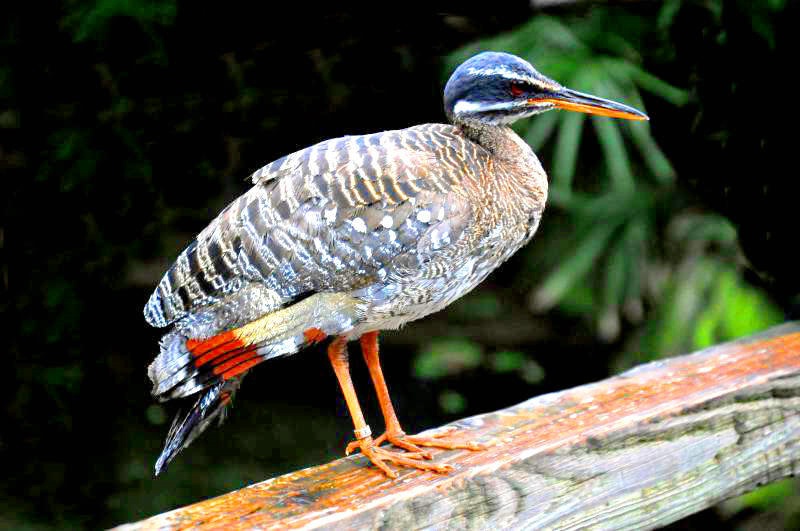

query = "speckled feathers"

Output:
[[145, 124, 494, 332]]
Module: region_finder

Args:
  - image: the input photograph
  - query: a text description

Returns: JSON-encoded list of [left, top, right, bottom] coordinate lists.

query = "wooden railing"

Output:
[[116, 322, 800, 530]]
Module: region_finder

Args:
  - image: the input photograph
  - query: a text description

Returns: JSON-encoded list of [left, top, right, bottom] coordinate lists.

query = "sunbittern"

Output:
[[145, 51, 647, 477]]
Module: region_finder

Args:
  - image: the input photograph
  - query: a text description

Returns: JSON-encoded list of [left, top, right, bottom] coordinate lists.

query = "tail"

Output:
[[149, 292, 365, 472], [149, 292, 364, 400], [155, 377, 242, 475]]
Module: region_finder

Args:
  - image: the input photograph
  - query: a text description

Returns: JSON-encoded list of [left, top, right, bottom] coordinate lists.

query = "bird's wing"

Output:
[[144, 123, 485, 329]]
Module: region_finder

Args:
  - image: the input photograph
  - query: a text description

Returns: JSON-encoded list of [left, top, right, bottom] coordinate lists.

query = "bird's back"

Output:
[[143, 123, 517, 340]]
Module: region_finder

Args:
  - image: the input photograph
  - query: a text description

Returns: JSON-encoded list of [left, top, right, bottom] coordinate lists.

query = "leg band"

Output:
[[353, 425, 372, 440]]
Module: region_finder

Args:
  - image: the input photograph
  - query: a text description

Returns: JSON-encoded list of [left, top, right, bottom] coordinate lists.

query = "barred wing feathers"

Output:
[[143, 124, 483, 331]]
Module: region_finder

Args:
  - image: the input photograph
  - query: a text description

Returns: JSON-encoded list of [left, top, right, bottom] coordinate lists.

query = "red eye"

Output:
[[510, 82, 526, 97]]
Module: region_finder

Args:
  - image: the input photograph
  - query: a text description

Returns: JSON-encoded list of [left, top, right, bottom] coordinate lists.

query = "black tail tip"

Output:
[[154, 453, 170, 477], [152, 379, 243, 478]]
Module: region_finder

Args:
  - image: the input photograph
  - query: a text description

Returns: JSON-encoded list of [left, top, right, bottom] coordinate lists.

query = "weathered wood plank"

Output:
[[117, 322, 800, 530]]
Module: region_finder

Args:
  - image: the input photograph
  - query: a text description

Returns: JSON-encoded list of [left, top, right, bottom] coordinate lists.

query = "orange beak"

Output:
[[532, 88, 648, 121]]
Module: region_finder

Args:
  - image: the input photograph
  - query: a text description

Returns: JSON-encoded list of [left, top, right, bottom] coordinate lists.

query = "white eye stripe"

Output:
[[453, 99, 528, 115], [454, 99, 551, 125], [465, 66, 536, 84]]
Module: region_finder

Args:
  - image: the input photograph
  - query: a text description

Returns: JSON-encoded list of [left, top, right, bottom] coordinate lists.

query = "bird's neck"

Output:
[[456, 121, 549, 211], [456, 122, 540, 169], [455, 122, 515, 158]]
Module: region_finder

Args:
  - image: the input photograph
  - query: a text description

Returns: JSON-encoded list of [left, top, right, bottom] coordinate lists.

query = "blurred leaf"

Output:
[[532, 221, 618, 312], [735, 478, 794, 512], [657, 0, 684, 30], [452, 292, 503, 321], [414, 339, 483, 380], [529, 17, 589, 56], [488, 351, 526, 373], [621, 258, 720, 366], [119, 458, 150, 482], [718, 274, 782, 341], [63, 0, 176, 42], [601, 81, 677, 183], [592, 114, 635, 193], [692, 269, 737, 349], [43, 365, 83, 392], [627, 118, 676, 183], [551, 110, 585, 196], [554, 280, 596, 316], [438, 390, 467, 414], [654, 259, 719, 355], [751, 11, 778, 49], [521, 108, 559, 151], [146, 404, 167, 426], [622, 256, 782, 369], [520, 360, 546, 385], [668, 212, 738, 256], [621, 219, 648, 322], [599, 236, 629, 341], [624, 65, 689, 106]]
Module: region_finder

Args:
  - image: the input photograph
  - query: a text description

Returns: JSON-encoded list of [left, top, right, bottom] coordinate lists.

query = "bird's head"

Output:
[[444, 51, 648, 126]]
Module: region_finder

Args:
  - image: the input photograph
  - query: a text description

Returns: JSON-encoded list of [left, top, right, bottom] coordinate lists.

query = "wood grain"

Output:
[[116, 322, 800, 530]]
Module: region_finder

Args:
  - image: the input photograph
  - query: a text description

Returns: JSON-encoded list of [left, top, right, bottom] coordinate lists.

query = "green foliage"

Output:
[[414, 338, 483, 380], [490, 351, 545, 384], [438, 390, 467, 414], [519, 359, 546, 385], [449, 292, 504, 321], [738, 479, 795, 512], [145, 404, 168, 426], [618, 255, 782, 370], [63, 0, 176, 43], [42, 364, 83, 391], [413, 338, 546, 402], [488, 350, 525, 373], [720, 478, 800, 529]]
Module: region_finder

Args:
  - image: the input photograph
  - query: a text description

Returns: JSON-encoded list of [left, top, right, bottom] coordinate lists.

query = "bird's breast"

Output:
[[353, 201, 540, 334]]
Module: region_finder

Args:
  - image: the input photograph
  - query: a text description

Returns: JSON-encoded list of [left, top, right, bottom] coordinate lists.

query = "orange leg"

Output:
[[327, 336, 451, 478], [345, 331, 486, 459]]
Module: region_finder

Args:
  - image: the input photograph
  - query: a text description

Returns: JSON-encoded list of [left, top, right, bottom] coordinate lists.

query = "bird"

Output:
[[144, 51, 647, 478]]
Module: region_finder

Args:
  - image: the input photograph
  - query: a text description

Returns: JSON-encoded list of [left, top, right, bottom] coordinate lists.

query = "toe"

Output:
[[387, 436, 433, 459], [404, 434, 486, 451], [345, 440, 359, 455]]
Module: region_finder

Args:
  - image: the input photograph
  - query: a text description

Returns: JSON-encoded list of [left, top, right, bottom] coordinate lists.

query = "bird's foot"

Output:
[[346, 435, 453, 479], [347, 429, 486, 456], [346, 429, 487, 478]]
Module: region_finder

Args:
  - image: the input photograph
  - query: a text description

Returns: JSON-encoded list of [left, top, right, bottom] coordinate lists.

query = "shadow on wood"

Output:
[[116, 323, 800, 530]]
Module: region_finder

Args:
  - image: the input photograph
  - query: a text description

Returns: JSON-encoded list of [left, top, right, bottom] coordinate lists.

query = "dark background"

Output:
[[4, 2, 800, 529]]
